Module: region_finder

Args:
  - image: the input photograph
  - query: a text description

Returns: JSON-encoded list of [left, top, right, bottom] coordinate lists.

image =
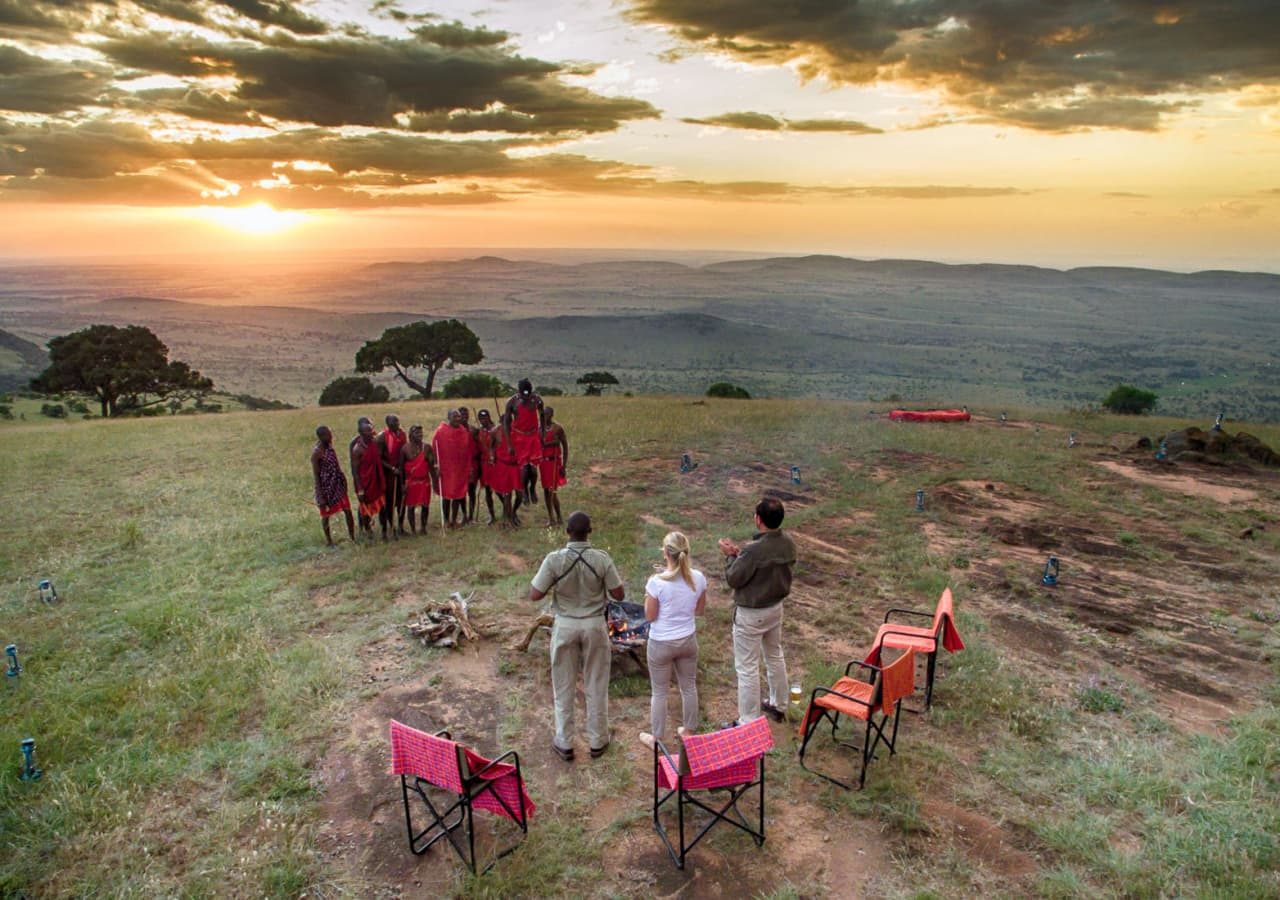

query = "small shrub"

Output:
[[319, 375, 390, 406], [441, 372, 512, 399], [40, 403, 66, 418], [707, 381, 751, 399], [1103, 384, 1157, 415], [0, 404, 11, 420], [537, 386, 564, 396], [1078, 685, 1125, 713]]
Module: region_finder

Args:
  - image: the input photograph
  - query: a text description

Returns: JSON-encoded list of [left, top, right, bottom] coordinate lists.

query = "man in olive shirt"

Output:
[[718, 497, 796, 724], [530, 511, 625, 761]]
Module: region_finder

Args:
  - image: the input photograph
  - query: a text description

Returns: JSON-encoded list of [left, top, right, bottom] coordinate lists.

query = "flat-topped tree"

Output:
[[355, 319, 482, 399], [577, 371, 619, 396], [31, 324, 212, 418]]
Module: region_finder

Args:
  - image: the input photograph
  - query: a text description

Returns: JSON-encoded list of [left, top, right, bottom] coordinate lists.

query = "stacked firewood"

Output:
[[403, 592, 479, 649]]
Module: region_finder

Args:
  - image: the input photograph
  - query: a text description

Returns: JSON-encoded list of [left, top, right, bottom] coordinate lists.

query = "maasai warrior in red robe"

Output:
[[401, 424, 436, 534], [311, 425, 355, 546], [378, 413, 407, 536], [504, 378, 544, 504], [459, 407, 480, 523], [491, 415, 524, 527], [432, 408, 472, 527], [475, 409, 499, 524], [350, 417, 387, 541], [538, 406, 568, 527]]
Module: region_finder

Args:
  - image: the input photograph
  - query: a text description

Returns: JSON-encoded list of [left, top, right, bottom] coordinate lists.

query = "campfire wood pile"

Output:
[[403, 592, 483, 649]]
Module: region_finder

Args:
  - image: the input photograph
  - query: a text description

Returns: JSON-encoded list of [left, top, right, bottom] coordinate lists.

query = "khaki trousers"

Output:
[[646, 633, 699, 741], [733, 603, 788, 723], [550, 615, 611, 750]]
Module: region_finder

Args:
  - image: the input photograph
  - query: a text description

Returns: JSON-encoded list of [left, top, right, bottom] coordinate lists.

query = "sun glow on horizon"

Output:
[[189, 202, 307, 236]]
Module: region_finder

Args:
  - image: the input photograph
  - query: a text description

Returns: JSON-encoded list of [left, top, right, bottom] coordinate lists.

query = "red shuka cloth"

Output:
[[354, 436, 385, 509], [432, 422, 472, 500], [477, 428, 495, 489], [490, 428, 521, 494], [539, 440, 566, 489], [510, 402, 542, 465], [403, 449, 432, 507]]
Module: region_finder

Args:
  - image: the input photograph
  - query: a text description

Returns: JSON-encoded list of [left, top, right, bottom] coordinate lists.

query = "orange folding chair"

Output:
[[389, 719, 534, 874], [651, 716, 774, 869], [867, 587, 965, 709], [797, 648, 915, 789]]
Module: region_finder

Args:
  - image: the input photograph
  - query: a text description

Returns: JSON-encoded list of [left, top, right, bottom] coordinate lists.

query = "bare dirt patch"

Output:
[[1093, 459, 1260, 504], [922, 801, 1039, 879]]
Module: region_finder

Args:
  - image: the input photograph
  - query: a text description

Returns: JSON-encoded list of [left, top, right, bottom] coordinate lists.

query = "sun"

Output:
[[195, 202, 306, 235]]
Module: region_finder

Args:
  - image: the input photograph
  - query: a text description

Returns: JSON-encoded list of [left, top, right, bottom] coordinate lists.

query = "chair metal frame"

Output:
[[398, 728, 529, 875], [651, 731, 768, 869], [797, 653, 912, 790], [876, 591, 956, 709]]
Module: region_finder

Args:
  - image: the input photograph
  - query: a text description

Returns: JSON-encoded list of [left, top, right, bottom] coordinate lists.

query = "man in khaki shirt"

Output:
[[530, 511, 625, 760]]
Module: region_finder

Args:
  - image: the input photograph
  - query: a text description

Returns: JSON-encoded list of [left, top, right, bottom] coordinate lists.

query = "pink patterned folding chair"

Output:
[[389, 719, 534, 874], [651, 716, 774, 869]]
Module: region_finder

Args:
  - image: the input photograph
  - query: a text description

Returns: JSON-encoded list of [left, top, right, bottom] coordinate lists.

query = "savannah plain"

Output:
[[1, 256, 1279, 897]]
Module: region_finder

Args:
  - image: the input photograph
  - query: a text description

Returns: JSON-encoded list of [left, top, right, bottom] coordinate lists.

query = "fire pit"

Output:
[[607, 600, 649, 677]]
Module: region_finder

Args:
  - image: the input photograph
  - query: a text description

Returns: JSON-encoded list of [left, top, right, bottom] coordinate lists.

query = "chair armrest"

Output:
[[469, 749, 520, 780], [883, 607, 932, 624], [652, 738, 683, 777], [876, 627, 938, 649], [812, 685, 874, 711], [843, 659, 881, 678], [434, 729, 452, 740]]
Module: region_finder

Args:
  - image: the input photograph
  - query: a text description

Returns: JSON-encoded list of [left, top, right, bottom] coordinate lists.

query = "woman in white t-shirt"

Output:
[[639, 531, 707, 743]]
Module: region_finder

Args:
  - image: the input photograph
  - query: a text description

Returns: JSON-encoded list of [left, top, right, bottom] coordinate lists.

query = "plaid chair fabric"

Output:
[[651, 716, 773, 868], [388, 719, 532, 873]]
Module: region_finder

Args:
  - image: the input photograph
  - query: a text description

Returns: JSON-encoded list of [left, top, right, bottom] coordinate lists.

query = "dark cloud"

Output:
[[682, 111, 881, 133], [0, 0, 325, 39], [93, 30, 658, 133], [629, 0, 1280, 131], [1104, 191, 1151, 199], [0, 45, 114, 113], [410, 21, 511, 48]]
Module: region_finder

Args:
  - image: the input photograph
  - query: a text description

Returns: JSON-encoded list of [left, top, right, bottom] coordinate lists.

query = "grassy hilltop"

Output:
[[1, 398, 1278, 897]]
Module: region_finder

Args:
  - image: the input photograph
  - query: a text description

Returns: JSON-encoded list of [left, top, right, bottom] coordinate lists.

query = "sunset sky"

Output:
[[1, 0, 1277, 270]]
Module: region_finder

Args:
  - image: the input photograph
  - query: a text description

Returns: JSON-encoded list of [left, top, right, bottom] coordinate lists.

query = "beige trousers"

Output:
[[646, 632, 699, 741], [550, 615, 611, 750], [733, 603, 788, 723]]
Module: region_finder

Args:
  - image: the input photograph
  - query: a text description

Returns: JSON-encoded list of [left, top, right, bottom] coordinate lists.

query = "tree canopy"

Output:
[[1102, 383, 1158, 415], [30, 324, 212, 417], [576, 371, 619, 396], [707, 382, 751, 399], [354, 319, 482, 399], [441, 372, 512, 399], [319, 375, 390, 407]]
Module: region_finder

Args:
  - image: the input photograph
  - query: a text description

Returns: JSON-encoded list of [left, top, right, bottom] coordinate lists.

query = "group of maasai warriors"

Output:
[[310, 379, 568, 545]]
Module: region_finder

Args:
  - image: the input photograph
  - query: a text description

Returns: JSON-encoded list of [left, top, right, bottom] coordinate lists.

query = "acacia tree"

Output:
[[354, 319, 482, 399], [31, 324, 213, 417], [577, 371, 619, 396]]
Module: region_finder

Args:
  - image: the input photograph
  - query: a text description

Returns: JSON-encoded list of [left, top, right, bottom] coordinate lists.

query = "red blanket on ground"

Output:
[[403, 450, 432, 507], [432, 423, 472, 500], [888, 409, 971, 423], [354, 437, 385, 514]]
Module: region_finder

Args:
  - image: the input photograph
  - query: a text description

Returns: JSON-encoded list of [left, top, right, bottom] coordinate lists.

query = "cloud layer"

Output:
[[0, 0, 1043, 209], [629, 0, 1280, 131]]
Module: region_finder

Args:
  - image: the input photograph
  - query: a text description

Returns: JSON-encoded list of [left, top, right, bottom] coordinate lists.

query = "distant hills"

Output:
[[0, 253, 1277, 418], [0, 328, 46, 393]]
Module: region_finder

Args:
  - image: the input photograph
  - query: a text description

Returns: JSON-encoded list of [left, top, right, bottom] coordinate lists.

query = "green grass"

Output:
[[1, 397, 1278, 896]]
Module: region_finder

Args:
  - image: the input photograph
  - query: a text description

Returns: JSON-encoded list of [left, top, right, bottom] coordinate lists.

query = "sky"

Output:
[[1, 0, 1278, 271]]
